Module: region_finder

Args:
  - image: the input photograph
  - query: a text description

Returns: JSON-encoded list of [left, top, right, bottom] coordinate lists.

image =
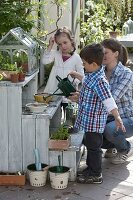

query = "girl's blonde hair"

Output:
[[54, 26, 76, 54]]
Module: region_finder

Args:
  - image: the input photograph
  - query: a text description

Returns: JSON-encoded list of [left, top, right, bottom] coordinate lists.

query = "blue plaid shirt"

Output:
[[75, 67, 113, 133], [105, 62, 133, 120]]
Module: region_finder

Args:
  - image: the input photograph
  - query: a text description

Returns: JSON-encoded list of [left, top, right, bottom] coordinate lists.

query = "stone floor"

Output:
[[0, 148, 133, 200]]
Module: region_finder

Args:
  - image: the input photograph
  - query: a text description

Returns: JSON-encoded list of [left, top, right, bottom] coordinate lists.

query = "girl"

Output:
[[42, 26, 84, 118]]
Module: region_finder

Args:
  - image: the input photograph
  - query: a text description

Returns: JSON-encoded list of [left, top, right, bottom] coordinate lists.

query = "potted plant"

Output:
[[17, 66, 26, 82], [48, 125, 71, 150], [10, 71, 19, 83], [48, 154, 70, 189], [0, 63, 19, 82], [0, 171, 25, 186], [10, 65, 19, 83], [14, 52, 28, 73]]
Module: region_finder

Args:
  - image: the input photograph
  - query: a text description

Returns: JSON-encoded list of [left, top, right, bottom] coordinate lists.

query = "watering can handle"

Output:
[[56, 75, 62, 82], [67, 74, 75, 84]]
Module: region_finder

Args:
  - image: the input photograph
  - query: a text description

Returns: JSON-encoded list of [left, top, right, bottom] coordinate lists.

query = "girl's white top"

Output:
[[41, 49, 84, 103]]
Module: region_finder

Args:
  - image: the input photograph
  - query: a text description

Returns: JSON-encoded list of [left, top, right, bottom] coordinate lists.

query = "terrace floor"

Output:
[[0, 146, 133, 200]]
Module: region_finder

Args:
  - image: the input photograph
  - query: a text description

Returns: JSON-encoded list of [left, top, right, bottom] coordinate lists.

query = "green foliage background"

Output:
[[80, 0, 123, 46], [0, 0, 33, 39]]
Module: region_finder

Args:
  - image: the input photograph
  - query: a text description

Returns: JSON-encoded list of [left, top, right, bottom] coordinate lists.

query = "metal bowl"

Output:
[[26, 102, 47, 113], [34, 93, 53, 104]]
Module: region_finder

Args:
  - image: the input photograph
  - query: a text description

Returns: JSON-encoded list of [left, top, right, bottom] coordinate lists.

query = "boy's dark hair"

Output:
[[80, 43, 104, 66], [101, 38, 128, 65]]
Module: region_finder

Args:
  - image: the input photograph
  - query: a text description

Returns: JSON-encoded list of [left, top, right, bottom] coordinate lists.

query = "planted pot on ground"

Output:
[[48, 165, 70, 189], [27, 163, 49, 187], [48, 125, 71, 150]]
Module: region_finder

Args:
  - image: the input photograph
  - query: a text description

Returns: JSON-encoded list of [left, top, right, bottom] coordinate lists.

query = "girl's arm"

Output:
[[47, 36, 55, 51], [41, 36, 55, 65]]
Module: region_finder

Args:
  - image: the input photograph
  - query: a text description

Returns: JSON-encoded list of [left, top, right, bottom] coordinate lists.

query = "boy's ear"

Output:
[[93, 62, 100, 70], [92, 62, 97, 67], [115, 51, 119, 57]]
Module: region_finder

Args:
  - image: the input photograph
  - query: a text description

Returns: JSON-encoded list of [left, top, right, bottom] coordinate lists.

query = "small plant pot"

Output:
[[10, 73, 19, 83], [21, 63, 28, 73], [49, 166, 70, 189], [27, 163, 48, 187], [48, 136, 71, 150], [109, 31, 119, 38], [19, 72, 26, 82], [0, 171, 25, 186]]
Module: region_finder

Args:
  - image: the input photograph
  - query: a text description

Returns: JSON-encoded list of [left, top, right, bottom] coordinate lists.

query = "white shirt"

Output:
[[42, 49, 84, 103]]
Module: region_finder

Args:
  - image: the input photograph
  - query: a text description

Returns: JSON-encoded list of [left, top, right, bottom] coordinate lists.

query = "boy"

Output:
[[69, 43, 125, 184]]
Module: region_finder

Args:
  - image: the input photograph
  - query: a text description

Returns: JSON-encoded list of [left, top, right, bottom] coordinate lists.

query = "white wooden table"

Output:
[[0, 71, 39, 172], [118, 34, 133, 47]]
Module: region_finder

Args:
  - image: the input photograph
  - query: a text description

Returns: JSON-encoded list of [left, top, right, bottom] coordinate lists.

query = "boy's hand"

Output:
[[115, 116, 126, 133], [69, 71, 78, 78], [68, 91, 80, 102]]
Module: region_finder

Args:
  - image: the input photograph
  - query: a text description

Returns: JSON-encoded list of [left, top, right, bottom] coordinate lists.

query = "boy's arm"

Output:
[[69, 71, 84, 82], [110, 108, 126, 132], [103, 98, 126, 132]]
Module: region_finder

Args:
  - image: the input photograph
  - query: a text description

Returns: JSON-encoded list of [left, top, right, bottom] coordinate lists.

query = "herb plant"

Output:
[[51, 125, 69, 140]]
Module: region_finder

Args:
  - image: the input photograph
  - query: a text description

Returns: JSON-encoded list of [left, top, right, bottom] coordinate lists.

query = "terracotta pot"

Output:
[[10, 73, 19, 83], [19, 72, 26, 82], [109, 31, 119, 38], [17, 63, 28, 73], [21, 63, 28, 73], [0, 172, 25, 186], [48, 136, 71, 150]]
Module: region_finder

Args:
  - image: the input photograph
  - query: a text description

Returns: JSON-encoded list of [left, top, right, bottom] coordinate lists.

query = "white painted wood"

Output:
[[22, 73, 38, 106], [0, 72, 38, 172], [8, 86, 22, 171], [36, 118, 50, 164], [0, 86, 8, 171], [22, 116, 36, 170]]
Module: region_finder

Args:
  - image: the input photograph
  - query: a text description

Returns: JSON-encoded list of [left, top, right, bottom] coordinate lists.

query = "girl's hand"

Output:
[[48, 36, 55, 49], [115, 116, 126, 133]]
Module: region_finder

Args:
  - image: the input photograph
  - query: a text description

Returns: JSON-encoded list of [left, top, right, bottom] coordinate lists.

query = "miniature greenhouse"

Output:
[[0, 27, 39, 75]]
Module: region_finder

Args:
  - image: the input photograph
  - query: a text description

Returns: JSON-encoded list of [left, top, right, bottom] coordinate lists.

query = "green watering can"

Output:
[[43, 75, 76, 101], [56, 75, 76, 97]]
